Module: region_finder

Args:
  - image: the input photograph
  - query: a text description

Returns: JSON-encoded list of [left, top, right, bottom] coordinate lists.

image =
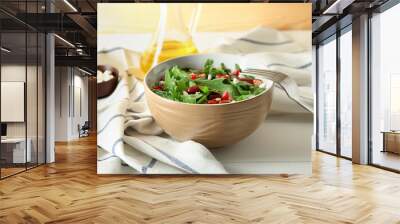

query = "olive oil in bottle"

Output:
[[140, 4, 199, 75], [140, 40, 198, 74]]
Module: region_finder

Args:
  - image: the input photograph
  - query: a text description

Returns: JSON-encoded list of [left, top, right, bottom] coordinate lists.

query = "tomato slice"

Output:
[[216, 74, 229, 79], [239, 78, 254, 84], [232, 70, 240, 76], [187, 86, 200, 94], [253, 79, 263, 86], [197, 73, 206, 79], [221, 91, 230, 100], [152, 85, 163, 90], [190, 73, 197, 80]]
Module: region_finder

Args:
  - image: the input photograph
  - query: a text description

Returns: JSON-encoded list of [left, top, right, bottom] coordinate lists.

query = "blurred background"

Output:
[[98, 3, 311, 34], [97, 3, 312, 79]]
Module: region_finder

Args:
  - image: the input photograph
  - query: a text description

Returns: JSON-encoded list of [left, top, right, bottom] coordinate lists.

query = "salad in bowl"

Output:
[[151, 59, 267, 105], [144, 53, 274, 148]]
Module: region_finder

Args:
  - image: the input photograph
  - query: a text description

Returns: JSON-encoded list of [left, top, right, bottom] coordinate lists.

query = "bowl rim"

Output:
[[97, 65, 119, 99], [144, 53, 274, 107], [97, 64, 119, 80]]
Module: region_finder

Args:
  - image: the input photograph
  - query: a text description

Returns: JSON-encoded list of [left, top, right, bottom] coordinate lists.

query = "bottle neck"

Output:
[[162, 4, 190, 41]]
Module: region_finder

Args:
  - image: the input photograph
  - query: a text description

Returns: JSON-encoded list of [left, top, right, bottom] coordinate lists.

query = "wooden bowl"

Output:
[[144, 54, 274, 148], [97, 65, 119, 99]]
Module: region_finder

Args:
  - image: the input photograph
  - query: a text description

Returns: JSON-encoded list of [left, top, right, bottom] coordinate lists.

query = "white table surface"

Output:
[[1, 137, 26, 143], [1, 137, 32, 163]]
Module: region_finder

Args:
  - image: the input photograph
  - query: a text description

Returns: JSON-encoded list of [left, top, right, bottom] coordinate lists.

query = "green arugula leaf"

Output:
[[242, 74, 255, 79], [182, 93, 203, 104], [253, 87, 266, 95], [197, 94, 208, 104], [235, 63, 241, 71], [164, 69, 175, 91], [220, 63, 230, 74], [199, 86, 209, 94], [195, 79, 239, 96], [235, 84, 251, 95], [153, 90, 171, 99], [170, 65, 188, 80], [163, 69, 180, 101], [234, 94, 253, 101], [189, 81, 196, 87], [176, 79, 189, 92], [203, 59, 213, 74], [210, 67, 226, 77]]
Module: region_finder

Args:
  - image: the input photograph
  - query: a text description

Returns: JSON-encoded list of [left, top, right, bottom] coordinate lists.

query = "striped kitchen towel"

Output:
[[97, 72, 227, 174]]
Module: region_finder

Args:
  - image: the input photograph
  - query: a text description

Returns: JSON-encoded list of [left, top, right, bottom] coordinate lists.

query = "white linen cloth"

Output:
[[97, 75, 227, 174], [97, 27, 312, 174]]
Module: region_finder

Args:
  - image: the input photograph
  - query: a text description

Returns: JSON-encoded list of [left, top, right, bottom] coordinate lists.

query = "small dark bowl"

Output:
[[97, 65, 119, 99]]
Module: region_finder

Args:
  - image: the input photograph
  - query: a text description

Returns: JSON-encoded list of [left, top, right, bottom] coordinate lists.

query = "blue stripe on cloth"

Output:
[[129, 80, 138, 93], [97, 114, 127, 134], [141, 158, 157, 174], [97, 155, 117, 162], [152, 147, 199, 174], [131, 135, 199, 173], [238, 38, 292, 46], [112, 138, 124, 155], [133, 92, 145, 102], [267, 62, 312, 69]]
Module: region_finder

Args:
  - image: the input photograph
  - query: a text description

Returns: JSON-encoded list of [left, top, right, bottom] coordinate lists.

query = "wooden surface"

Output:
[[88, 77, 97, 133], [1, 135, 400, 223], [383, 132, 400, 154], [0, 167, 25, 178], [98, 3, 311, 34]]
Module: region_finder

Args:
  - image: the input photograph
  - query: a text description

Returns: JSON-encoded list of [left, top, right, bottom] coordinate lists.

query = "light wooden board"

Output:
[[98, 3, 311, 34]]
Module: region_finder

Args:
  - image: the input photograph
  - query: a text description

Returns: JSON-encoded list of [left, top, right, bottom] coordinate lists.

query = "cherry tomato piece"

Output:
[[232, 70, 240, 76], [239, 78, 254, 84], [253, 79, 263, 86], [221, 91, 230, 100], [216, 74, 229, 79], [152, 85, 163, 90], [187, 86, 200, 94]]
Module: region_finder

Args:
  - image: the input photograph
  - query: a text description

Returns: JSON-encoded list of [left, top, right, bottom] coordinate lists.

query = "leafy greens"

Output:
[[151, 59, 266, 104]]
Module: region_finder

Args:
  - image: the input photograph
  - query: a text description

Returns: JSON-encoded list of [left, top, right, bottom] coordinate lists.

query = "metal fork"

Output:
[[242, 68, 312, 113]]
